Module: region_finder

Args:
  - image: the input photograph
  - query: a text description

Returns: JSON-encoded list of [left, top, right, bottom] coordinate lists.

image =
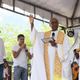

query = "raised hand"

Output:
[[29, 15, 34, 31], [29, 15, 34, 24]]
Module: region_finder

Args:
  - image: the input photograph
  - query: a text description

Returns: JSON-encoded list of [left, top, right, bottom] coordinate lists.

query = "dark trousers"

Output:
[[0, 64, 3, 80]]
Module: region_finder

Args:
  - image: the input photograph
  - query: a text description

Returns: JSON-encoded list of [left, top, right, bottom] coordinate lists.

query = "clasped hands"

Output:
[[20, 44, 26, 49], [49, 39, 57, 47]]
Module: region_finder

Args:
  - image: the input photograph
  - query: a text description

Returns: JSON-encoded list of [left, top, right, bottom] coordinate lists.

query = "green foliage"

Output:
[[0, 23, 32, 62]]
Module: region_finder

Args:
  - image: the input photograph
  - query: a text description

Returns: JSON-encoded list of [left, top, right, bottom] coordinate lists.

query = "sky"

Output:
[[0, 7, 51, 32], [0, 7, 78, 50], [0, 8, 29, 28]]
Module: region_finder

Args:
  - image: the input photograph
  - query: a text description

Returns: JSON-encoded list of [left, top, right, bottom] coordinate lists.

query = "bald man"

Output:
[[30, 17, 72, 80]]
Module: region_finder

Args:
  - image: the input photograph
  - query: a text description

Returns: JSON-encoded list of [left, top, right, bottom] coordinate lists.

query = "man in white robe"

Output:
[[69, 28, 80, 80], [30, 27, 47, 80], [30, 17, 72, 80]]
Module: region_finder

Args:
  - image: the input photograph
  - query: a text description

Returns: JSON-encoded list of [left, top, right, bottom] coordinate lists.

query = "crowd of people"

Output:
[[0, 16, 80, 80]]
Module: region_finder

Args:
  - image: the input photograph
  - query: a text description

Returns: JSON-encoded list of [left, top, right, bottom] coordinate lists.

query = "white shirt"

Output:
[[0, 38, 6, 64], [12, 44, 27, 69]]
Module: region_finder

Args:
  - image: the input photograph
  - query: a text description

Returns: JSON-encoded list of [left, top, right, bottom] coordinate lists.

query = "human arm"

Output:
[[12, 44, 26, 58]]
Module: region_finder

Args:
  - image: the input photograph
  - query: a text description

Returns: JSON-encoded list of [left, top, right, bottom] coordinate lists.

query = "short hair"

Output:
[[50, 17, 58, 23], [17, 34, 25, 39]]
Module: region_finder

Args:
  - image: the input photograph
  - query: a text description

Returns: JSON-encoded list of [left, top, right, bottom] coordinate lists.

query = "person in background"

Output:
[[69, 29, 80, 80], [0, 37, 6, 80], [3, 60, 9, 80], [12, 34, 32, 80], [30, 15, 72, 80]]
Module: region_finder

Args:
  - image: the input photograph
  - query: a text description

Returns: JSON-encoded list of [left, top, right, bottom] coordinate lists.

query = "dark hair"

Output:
[[17, 34, 25, 39], [50, 17, 58, 24], [4, 60, 9, 68], [74, 49, 79, 59]]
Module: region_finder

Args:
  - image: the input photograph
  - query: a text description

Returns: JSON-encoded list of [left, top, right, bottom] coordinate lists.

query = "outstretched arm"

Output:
[[29, 15, 38, 45], [29, 15, 34, 31]]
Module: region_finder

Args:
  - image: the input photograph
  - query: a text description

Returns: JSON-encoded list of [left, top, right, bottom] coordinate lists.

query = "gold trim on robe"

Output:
[[44, 31, 51, 80], [44, 31, 65, 80]]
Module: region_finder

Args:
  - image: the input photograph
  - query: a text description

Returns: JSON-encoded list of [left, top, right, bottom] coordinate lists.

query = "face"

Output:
[[50, 18, 58, 31], [4, 62, 8, 68], [18, 36, 25, 45]]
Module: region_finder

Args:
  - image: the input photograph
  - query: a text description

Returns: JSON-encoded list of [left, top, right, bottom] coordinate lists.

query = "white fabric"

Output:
[[3, 67, 9, 80], [48, 31, 72, 80], [60, 34, 72, 80], [69, 29, 80, 80], [69, 28, 80, 63], [12, 44, 27, 69], [30, 28, 47, 80], [0, 38, 6, 64], [30, 28, 72, 80], [24, 0, 80, 18], [48, 31, 58, 80]]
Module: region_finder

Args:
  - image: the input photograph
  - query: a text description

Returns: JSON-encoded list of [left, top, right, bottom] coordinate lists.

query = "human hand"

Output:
[[29, 15, 34, 24], [21, 44, 26, 49], [28, 52, 33, 59], [49, 39, 57, 47]]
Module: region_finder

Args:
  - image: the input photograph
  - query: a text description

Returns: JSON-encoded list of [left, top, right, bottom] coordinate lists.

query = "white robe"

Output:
[[69, 29, 80, 63], [30, 28, 72, 80], [48, 31, 72, 80], [30, 28, 47, 80], [69, 28, 80, 80]]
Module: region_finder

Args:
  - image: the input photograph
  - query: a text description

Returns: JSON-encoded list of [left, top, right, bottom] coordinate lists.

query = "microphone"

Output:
[[51, 32, 57, 47], [52, 32, 55, 39]]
